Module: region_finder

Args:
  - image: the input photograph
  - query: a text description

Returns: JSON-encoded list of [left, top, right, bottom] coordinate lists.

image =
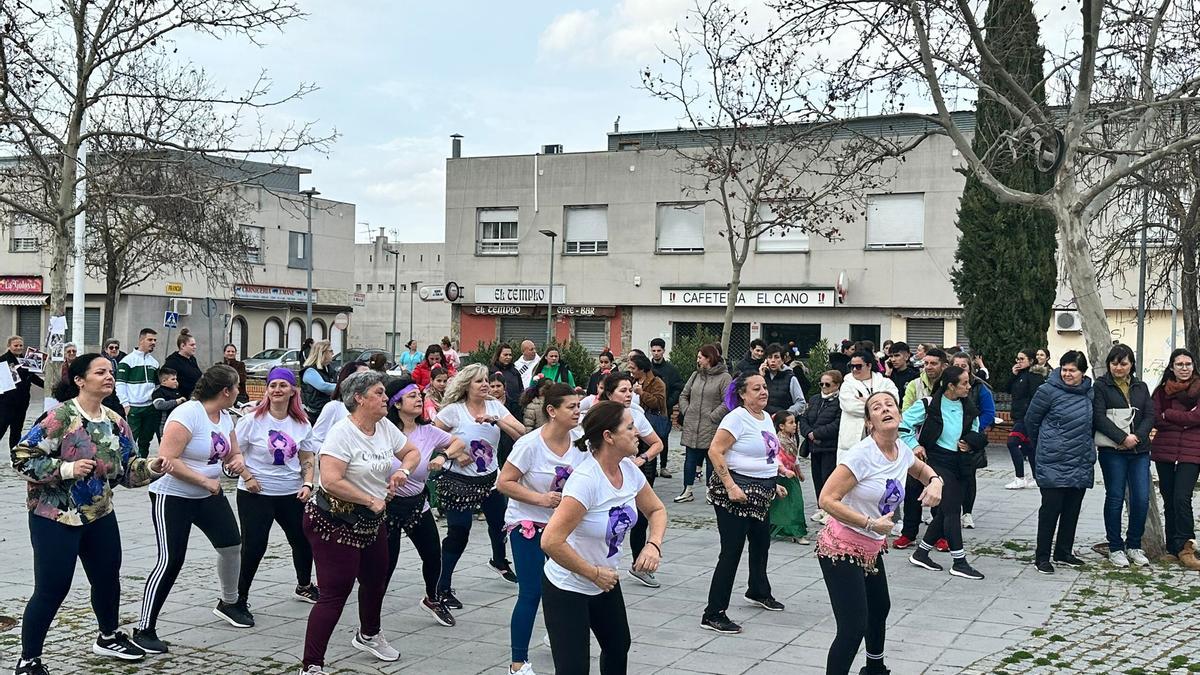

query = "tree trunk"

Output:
[[1055, 206, 1113, 368], [102, 279, 120, 344], [721, 263, 743, 358], [1180, 212, 1199, 356]]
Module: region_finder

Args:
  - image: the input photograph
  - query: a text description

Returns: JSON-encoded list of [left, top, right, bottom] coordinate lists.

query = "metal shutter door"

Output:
[[85, 308, 101, 347], [499, 318, 546, 345], [955, 321, 970, 350], [574, 319, 608, 354], [905, 318, 944, 347], [17, 306, 41, 347]]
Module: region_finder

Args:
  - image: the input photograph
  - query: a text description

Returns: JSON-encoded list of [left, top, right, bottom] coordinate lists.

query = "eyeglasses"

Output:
[[1175, 363, 1195, 369], [850, 364, 866, 371], [819, 382, 836, 388], [106, 345, 119, 350]]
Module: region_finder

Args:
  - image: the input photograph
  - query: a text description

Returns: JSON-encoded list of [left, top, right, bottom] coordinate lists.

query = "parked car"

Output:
[[244, 348, 303, 377], [332, 348, 396, 372]]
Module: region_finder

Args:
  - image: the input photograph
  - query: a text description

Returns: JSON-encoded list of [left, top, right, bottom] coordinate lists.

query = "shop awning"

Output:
[[0, 294, 47, 306]]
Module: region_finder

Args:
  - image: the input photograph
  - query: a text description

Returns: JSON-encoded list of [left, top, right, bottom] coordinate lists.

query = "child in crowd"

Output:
[[423, 366, 448, 421], [151, 367, 186, 440], [769, 410, 808, 544]]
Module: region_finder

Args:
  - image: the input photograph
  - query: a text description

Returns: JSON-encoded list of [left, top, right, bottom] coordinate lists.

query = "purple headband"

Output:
[[389, 384, 420, 407], [267, 367, 296, 386]]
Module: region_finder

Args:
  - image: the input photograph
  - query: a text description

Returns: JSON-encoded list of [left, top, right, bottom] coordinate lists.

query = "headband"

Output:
[[389, 383, 420, 407], [267, 367, 296, 386]]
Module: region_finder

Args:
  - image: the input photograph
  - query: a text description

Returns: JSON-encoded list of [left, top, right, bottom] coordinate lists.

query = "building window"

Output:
[[617, 141, 640, 151], [574, 319, 608, 354], [390, 284, 396, 292], [17, 306, 41, 347], [477, 208, 519, 255], [310, 319, 326, 342], [849, 324, 881, 348], [64, 307, 102, 347], [287, 318, 305, 348], [355, 283, 362, 292], [755, 202, 810, 252], [905, 318, 944, 346], [242, 225, 265, 263], [7, 215, 38, 252], [230, 316, 247, 356], [656, 202, 705, 253], [499, 318, 546, 345], [288, 231, 309, 269], [866, 193, 924, 249], [263, 317, 283, 350], [564, 206, 609, 255]]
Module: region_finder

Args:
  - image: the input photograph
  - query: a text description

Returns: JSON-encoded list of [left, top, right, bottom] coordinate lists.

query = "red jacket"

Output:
[[1150, 381, 1200, 465], [412, 360, 456, 390]]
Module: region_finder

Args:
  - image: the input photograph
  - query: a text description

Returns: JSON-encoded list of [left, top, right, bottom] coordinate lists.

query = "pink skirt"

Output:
[[816, 517, 887, 574]]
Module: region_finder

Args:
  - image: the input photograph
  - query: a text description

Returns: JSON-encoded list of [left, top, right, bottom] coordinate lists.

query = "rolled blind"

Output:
[[866, 193, 924, 247], [565, 207, 608, 242], [656, 203, 705, 251], [480, 208, 518, 223]]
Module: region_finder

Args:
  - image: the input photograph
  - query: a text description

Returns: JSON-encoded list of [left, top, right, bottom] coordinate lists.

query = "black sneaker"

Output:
[[131, 628, 169, 654], [1034, 560, 1055, 575], [214, 600, 255, 628], [859, 665, 892, 675], [92, 631, 146, 661], [950, 559, 985, 580], [13, 658, 50, 675], [1053, 554, 1085, 568], [294, 584, 320, 604], [908, 548, 943, 572], [488, 559, 519, 584], [420, 597, 456, 627], [439, 589, 463, 610], [700, 612, 742, 634], [744, 595, 785, 611]]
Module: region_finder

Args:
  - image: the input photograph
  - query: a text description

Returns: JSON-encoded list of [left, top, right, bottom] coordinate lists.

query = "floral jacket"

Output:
[[11, 400, 159, 526]]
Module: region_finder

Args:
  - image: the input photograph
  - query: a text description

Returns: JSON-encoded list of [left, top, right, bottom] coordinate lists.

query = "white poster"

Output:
[[47, 314, 67, 362]]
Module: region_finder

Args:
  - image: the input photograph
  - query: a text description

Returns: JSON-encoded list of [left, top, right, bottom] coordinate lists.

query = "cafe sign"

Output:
[[0, 276, 43, 293], [660, 288, 835, 308], [233, 284, 313, 302], [474, 284, 565, 305]]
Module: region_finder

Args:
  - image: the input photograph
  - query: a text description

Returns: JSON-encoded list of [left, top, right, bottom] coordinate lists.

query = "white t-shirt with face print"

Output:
[[150, 400, 235, 499], [236, 411, 312, 496]]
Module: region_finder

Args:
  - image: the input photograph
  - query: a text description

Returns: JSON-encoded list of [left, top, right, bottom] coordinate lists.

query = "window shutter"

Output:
[[574, 319, 608, 354], [756, 203, 810, 252], [866, 194, 925, 248], [656, 203, 705, 251], [905, 319, 944, 346]]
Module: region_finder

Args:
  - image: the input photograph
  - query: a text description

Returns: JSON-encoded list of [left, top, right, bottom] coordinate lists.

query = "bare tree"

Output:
[[642, 0, 916, 355], [774, 0, 1200, 367], [0, 1, 332, 386]]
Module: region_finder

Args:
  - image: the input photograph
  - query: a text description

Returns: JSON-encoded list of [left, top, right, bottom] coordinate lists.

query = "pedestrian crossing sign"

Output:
[[164, 311, 179, 328]]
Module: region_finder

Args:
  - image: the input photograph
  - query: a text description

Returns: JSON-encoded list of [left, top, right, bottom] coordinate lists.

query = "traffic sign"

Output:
[[164, 311, 179, 328], [333, 312, 350, 330]]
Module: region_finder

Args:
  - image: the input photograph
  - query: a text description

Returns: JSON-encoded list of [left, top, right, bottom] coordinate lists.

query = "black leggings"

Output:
[[139, 492, 241, 631], [542, 575, 631, 675], [819, 555, 890, 675], [921, 453, 968, 553], [900, 475, 925, 540], [630, 463, 656, 559], [236, 490, 313, 601], [387, 509, 442, 599], [810, 451, 836, 503], [438, 488, 507, 593], [22, 513, 123, 659], [705, 505, 771, 616]]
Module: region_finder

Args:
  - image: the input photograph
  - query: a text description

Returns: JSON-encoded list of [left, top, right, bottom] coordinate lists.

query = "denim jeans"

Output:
[[682, 447, 712, 488], [509, 530, 546, 663], [1097, 450, 1151, 552]]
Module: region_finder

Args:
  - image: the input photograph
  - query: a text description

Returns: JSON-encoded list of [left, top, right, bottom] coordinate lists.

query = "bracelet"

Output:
[[928, 475, 943, 485], [647, 541, 662, 555], [864, 515, 874, 531], [302, 482, 314, 489]]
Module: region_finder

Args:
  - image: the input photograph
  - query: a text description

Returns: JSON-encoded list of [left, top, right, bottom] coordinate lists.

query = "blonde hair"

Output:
[[302, 339, 332, 369], [442, 363, 489, 406]]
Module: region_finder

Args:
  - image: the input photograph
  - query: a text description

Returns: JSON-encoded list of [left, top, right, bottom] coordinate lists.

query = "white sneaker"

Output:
[[1108, 550, 1130, 568], [352, 630, 400, 662], [509, 662, 537, 674], [810, 509, 825, 523], [1025, 476, 1037, 488], [1127, 549, 1150, 566], [299, 667, 329, 675], [889, 521, 903, 537], [962, 513, 975, 529], [1004, 476, 1026, 490]]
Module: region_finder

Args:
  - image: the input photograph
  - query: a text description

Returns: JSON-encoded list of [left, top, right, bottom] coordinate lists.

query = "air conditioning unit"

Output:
[[171, 298, 193, 316], [541, 144, 563, 154], [1054, 310, 1082, 332]]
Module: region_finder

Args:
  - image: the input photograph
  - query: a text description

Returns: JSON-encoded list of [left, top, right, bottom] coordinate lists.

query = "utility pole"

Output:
[[410, 280, 421, 342], [300, 188, 320, 339], [539, 230, 558, 345], [386, 244, 401, 354]]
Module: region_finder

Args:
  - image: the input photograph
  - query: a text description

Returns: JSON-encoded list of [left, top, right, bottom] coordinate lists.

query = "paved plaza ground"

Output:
[[0, 419, 1198, 674]]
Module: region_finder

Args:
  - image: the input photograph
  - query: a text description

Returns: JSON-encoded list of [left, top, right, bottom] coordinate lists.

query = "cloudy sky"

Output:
[[180, 0, 699, 243]]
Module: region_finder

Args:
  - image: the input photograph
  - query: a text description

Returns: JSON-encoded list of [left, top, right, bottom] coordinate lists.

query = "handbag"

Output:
[[1095, 407, 1136, 448]]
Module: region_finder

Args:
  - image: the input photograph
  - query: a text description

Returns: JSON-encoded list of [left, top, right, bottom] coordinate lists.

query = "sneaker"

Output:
[[961, 513, 975, 529], [1034, 560, 1055, 575], [744, 595, 784, 611], [488, 559, 519, 584], [950, 559, 985, 580], [810, 509, 826, 523], [298, 667, 329, 675], [214, 599, 255, 628], [1005, 476, 1027, 490], [658, 468, 673, 479], [1108, 549, 1130, 568], [13, 659, 50, 675], [510, 662, 536, 675], [935, 538, 950, 552], [892, 535, 915, 550], [92, 631, 146, 661], [131, 628, 169, 655], [1127, 549, 1150, 566], [629, 568, 660, 588], [673, 487, 695, 503], [700, 612, 742, 634], [889, 521, 903, 537], [908, 548, 943, 572], [1024, 476, 1037, 488], [420, 597, 456, 627], [858, 666, 892, 675], [351, 630, 400, 662], [294, 584, 320, 604], [439, 589, 463, 610], [1053, 553, 1085, 568]]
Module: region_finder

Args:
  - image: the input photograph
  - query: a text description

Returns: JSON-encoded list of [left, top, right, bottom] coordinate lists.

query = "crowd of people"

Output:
[[5, 329, 1200, 675]]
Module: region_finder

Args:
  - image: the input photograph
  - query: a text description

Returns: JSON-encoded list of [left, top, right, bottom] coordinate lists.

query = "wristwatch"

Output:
[[302, 482, 314, 489], [398, 468, 412, 478]]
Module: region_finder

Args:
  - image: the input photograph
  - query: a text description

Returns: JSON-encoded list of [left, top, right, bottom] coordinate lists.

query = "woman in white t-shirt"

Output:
[[816, 391, 942, 675], [299, 371, 419, 674], [701, 373, 795, 635], [383, 377, 464, 629], [434, 364, 527, 608], [541, 400, 667, 675], [497, 382, 585, 675], [234, 367, 317, 607], [134, 365, 254, 655]]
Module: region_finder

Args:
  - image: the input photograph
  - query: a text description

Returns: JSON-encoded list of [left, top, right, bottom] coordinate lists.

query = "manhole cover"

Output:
[[0, 616, 16, 632]]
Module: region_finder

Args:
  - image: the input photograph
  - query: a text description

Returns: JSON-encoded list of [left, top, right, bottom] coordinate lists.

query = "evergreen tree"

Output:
[[952, 0, 1058, 391]]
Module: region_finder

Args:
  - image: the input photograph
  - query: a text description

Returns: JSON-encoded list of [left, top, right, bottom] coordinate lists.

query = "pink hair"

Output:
[[252, 382, 309, 424]]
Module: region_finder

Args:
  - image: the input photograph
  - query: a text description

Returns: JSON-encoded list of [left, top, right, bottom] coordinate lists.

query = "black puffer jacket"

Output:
[[799, 393, 841, 454], [1007, 368, 1045, 422], [1093, 373, 1154, 453]]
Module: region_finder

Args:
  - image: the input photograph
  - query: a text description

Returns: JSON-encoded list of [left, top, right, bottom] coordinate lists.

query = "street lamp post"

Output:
[[410, 280, 422, 342], [539, 229, 558, 346], [385, 245, 401, 354], [300, 188, 320, 339]]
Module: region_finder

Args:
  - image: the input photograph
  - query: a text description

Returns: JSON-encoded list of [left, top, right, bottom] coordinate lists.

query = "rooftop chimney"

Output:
[[451, 134, 463, 159]]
